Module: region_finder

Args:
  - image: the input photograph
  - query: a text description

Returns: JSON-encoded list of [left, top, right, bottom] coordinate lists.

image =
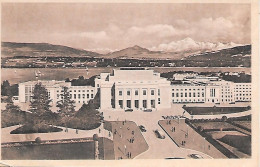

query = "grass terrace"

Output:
[[183, 106, 250, 115]]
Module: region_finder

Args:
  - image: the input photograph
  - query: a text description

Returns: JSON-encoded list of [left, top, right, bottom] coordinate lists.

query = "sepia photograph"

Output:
[[0, 1, 259, 166]]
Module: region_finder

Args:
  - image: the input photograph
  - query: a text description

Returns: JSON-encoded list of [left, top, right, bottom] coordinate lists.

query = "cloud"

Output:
[[126, 24, 187, 38], [150, 37, 242, 53]]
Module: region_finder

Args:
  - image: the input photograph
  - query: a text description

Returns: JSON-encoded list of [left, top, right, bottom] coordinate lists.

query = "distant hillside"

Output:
[[104, 45, 186, 60], [184, 45, 251, 61], [1, 42, 102, 58]]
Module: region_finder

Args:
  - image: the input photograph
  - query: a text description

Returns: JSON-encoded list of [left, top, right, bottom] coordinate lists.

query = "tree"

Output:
[[1, 80, 11, 97], [4, 98, 20, 113], [56, 86, 75, 116], [29, 83, 52, 123]]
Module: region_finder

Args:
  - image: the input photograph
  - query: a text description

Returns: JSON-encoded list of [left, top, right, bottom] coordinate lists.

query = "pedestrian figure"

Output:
[[174, 127, 175, 132], [109, 132, 111, 137], [132, 137, 135, 143], [208, 145, 210, 150], [169, 120, 171, 125], [132, 130, 134, 135], [99, 128, 101, 133], [130, 152, 132, 158], [127, 127, 130, 130], [76, 129, 78, 134], [123, 122, 124, 125], [171, 127, 174, 132]]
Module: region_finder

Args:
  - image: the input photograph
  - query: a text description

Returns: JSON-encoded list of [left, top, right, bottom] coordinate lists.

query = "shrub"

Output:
[[93, 134, 99, 141], [35, 137, 42, 143]]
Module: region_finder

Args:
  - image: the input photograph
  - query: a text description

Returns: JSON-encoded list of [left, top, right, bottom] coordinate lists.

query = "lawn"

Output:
[[233, 121, 251, 130], [2, 141, 95, 160], [183, 106, 250, 115], [193, 122, 235, 131]]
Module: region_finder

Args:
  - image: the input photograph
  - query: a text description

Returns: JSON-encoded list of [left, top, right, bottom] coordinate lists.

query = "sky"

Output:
[[2, 3, 251, 53]]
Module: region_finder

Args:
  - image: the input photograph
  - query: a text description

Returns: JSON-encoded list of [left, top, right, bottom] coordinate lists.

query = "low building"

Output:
[[18, 80, 96, 105]]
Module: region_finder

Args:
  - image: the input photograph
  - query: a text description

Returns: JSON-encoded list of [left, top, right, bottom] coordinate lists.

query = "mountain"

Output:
[[1, 42, 102, 58], [184, 45, 251, 61], [103, 45, 186, 60]]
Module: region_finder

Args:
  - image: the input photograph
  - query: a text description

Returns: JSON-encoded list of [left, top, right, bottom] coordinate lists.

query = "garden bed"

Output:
[[183, 106, 250, 115], [10, 124, 63, 134]]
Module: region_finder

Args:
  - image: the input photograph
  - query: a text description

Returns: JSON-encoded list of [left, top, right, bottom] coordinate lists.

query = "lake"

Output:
[[2, 67, 251, 84]]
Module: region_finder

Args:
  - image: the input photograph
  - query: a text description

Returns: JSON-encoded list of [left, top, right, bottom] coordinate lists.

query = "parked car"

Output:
[[154, 129, 165, 139], [188, 154, 203, 159], [139, 125, 147, 132], [165, 157, 185, 159], [125, 108, 133, 112], [144, 109, 152, 112]]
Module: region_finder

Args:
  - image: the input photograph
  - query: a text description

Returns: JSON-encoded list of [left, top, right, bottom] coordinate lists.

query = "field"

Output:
[[183, 106, 250, 115], [2, 142, 95, 160]]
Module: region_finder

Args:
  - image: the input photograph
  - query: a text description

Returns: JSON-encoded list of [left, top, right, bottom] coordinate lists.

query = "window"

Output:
[[91, 94, 94, 98], [172, 93, 174, 97], [185, 93, 187, 97], [87, 94, 89, 98], [198, 92, 200, 97], [151, 90, 155, 95], [158, 98, 161, 104], [127, 90, 131, 96], [83, 90, 85, 92], [151, 100, 155, 108], [158, 89, 160, 95], [127, 100, 131, 108], [97, 84, 99, 87], [119, 100, 123, 109], [202, 92, 204, 97], [143, 100, 147, 108], [189, 92, 191, 97], [181, 93, 183, 97], [135, 90, 138, 95], [70, 94, 72, 99], [135, 100, 139, 108], [176, 93, 179, 97], [78, 94, 81, 99], [119, 90, 123, 96], [78, 90, 81, 92], [74, 90, 76, 92], [143, 90, 147, 95], [193, 92, 196, 97], [83, 94, 85, 99], [74, 94, 76, 99]]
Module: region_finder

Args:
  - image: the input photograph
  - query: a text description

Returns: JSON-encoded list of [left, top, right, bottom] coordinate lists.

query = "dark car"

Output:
[[144, 109, 152, 112], [125, 108, 133, 112], [188, 154, 203, 159], [139, 125, 146, 132]]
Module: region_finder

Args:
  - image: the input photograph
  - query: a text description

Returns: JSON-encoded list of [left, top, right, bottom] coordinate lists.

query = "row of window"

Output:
[[57, 94, 94, 99], [118, 99, 159, 109], [173, 99, 205, 103], [172, 92, 204, 98], [172, 88, 204, 91], [119, 89, 160, 96], [57, 89, 94, 93]]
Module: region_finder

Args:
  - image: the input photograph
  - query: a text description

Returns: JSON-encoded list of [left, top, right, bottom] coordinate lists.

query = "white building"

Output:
[[18, 80, 96, 105], [95, 68, 171, 110], [171, 76, 251, 104]]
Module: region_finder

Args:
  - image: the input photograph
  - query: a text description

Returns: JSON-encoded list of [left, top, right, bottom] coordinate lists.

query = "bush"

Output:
[[35, 137, 42, 143], [93, 134, 99, 141], [10, 124, 63, 134]]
